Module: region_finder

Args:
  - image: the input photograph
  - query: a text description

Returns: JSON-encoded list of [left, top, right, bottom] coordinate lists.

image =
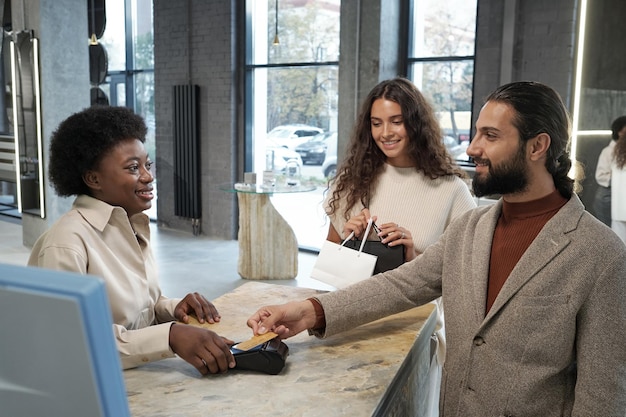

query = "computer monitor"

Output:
[[0, 263, 130, 417]]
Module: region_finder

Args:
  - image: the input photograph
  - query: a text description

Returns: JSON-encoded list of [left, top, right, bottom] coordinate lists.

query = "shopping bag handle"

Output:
[[340, 218, 373, 253]]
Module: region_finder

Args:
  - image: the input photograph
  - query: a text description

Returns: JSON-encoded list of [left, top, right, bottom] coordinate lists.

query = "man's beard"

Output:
[[472, 143, 529, 197]]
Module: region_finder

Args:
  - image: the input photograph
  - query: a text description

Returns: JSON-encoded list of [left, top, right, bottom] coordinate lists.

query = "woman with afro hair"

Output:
[[28, 106, 236, 375]]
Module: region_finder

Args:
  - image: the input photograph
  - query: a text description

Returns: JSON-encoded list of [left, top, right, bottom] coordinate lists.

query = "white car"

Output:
[[267, 124, 324, 150], [443, 135, 470, 163], [266, 146, 303, 175]]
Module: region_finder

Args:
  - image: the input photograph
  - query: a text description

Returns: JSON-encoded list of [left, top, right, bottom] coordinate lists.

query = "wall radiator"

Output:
[[173, 84, 201, 235]]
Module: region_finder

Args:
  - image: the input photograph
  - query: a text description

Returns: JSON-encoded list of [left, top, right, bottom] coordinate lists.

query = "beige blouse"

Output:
[[28, 195, 180, 369]]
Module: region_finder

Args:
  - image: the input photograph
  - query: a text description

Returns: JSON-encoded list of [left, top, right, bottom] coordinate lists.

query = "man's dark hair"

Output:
[[48, 106, 148, 197], [486, 81, 574, 199]]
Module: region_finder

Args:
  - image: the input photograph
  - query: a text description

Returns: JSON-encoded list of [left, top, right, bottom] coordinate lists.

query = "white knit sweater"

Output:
[[326, 164, 476, 252]]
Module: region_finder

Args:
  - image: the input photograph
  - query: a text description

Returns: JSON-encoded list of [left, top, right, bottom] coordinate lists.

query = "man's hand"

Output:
[[247, 300, 318, 339], [174, 292, 221, 324], [169, 323, 235, 375]]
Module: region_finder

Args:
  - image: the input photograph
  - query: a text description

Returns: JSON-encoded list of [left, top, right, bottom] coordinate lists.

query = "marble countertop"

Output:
[[124, 282, 436, 417]]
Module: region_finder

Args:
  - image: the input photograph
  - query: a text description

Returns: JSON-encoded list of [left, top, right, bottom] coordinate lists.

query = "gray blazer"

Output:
[[316, 194, 626, 416]]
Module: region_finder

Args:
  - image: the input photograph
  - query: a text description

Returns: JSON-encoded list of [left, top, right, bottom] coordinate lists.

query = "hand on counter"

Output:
[[247, 299, 318, 339], [175, 292, 222, 324], [169, 323, 235, 375]]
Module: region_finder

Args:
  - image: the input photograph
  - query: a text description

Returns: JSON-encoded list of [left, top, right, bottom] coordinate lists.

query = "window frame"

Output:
[[406, 0, 478, 165]]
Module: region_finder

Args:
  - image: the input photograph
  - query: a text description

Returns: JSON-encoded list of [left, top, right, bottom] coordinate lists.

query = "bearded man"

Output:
[[247, 81, 626, 417]]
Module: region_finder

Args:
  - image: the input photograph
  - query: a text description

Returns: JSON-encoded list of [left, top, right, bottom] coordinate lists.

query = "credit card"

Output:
[[232, 331, 278, 351]]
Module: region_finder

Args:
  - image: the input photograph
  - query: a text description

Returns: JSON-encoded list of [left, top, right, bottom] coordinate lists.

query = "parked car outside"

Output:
[[443, 135, 470, 162], [266, 145, 303, 174], [295, 131, 336, 165], [266, 124, 324, 150], [321, 134, 338, 179]]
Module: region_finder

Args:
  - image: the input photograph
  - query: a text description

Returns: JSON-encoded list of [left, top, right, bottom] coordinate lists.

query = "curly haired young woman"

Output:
[[325, 77, 476, 261]]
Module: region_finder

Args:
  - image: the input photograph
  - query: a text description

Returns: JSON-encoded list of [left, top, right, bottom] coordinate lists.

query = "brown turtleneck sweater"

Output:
[[486, 189, 568, 313]]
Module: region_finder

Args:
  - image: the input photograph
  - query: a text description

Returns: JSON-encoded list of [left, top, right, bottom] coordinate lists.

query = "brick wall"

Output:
[[473, 0, 577, 116], [154, 0, 238, 239]]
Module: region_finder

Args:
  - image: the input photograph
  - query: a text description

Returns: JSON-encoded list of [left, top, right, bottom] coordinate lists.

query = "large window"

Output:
[[100, 0, 156, 218], [245, 0, 341, 250], [408, 0, 478, 164], [0, 1, 155, 219]]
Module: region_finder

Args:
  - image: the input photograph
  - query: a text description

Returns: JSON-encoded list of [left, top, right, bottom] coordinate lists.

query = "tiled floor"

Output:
[[0, 215, 334, 301]]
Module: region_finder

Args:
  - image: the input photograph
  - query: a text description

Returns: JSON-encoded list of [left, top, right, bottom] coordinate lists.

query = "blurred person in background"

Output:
[[593, 115, 626, 226]]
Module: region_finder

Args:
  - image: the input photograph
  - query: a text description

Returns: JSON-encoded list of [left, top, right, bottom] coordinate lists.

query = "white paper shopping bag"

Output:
[[310, 219, 377, 289]]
